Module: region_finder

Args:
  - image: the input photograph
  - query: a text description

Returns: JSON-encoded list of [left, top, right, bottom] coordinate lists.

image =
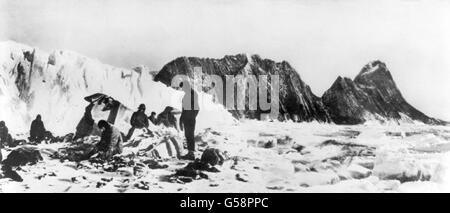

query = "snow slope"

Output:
[[0, 41, 235, 135], [1, 121, 450, 192]]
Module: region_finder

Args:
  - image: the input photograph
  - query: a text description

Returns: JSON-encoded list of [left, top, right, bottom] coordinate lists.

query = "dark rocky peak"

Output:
[[322, 60, 443, 125], [154, 53, 330, 122], [354, 60, 394, 86], [328, 76, 355, 91]]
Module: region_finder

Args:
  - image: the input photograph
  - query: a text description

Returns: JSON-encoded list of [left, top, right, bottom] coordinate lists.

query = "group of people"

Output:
[[1, 81, 201, 161], [84, 81, 200, 160], [0, 114, 50, 147], [120, 81, 199, 160]]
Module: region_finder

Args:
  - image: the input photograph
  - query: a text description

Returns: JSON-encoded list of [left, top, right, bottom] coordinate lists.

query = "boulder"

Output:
[[2, 146, 43, 167], [200, 148, 225, 166], [1, 165, 23, 182], [235, 173, 249, 182]]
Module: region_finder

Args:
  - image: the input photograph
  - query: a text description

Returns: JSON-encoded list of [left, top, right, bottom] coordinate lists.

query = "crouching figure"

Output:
[[96, 120, 123, 160]]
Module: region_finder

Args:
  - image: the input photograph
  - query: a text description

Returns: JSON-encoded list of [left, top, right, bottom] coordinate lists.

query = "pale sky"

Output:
[[1, 0, 450, 120]]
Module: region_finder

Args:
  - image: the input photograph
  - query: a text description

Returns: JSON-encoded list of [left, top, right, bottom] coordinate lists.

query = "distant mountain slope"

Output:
[[322, 60, 444, 125], [155, 54, 331, 122], [156, 56, 444, 125]]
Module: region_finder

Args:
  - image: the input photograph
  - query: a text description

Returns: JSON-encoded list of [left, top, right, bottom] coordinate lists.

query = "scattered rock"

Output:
[[34, 171, 57, 179], [185, 160, 220, 173], [177, 176, 193, 183], [143, 159, 169, 169], [209, 183, 219, 187], [1, 165, 23, 182], [266, 185, 284, 190], [292, 144, 305, 152], [200, 148, 225, 166], [134, 181, 150, 190], [71, 176, 87, 183], [71, 177, 80, 183], [175, 167, 209, 179], [96, 182, 106, 188], [318, 139, 367, 148], [101, 177, 113, 182], [264, 140, 275, 148], [163, 159, 218, 184], [235, 173, 249, 182], [2, 146, 43, 167], [276, 136, 293, 145]]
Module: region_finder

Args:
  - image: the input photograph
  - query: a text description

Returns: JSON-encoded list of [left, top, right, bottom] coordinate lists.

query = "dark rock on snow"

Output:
[[322, 61, 443, 125], [2, 146, 43, 167], [1, 165, 23, 182], [155, 54, 331, 122], [200, 148, 225, 166]]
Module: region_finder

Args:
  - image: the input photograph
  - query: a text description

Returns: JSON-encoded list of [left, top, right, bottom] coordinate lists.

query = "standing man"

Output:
[[179, 82, 200, 160], [126, 104, 150, 140]]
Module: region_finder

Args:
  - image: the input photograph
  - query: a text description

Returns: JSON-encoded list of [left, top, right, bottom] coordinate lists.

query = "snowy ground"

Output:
[[1, 121, 450, 193]]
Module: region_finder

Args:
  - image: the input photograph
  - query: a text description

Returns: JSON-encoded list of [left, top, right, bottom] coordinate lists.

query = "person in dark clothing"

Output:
[[0, 121, 9, 144], [149, 112, 157, 125], [0, 121, 5, 160], [0, 121, 14, 147], [74, 103, 95, 140], [126, 104, 150, 140], [29, 115, 46, 143], [0, 121, 8, 142], [178, 82, 200, 160], [156, 107, 178, 130], [97, 120, 123, 160]]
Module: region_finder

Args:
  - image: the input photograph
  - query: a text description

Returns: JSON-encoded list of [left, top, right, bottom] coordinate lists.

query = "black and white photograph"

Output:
[[0, 0, 450, 196]]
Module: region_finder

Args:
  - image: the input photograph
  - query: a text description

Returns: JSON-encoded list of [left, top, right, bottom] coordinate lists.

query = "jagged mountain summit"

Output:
[[156, 56, 444, 125], [322, 60, 443, 125], [155, 54, 331, 122]]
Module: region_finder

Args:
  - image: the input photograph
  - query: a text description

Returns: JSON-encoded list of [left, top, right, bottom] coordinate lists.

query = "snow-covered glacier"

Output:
[[0, 41, 235, 135]]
